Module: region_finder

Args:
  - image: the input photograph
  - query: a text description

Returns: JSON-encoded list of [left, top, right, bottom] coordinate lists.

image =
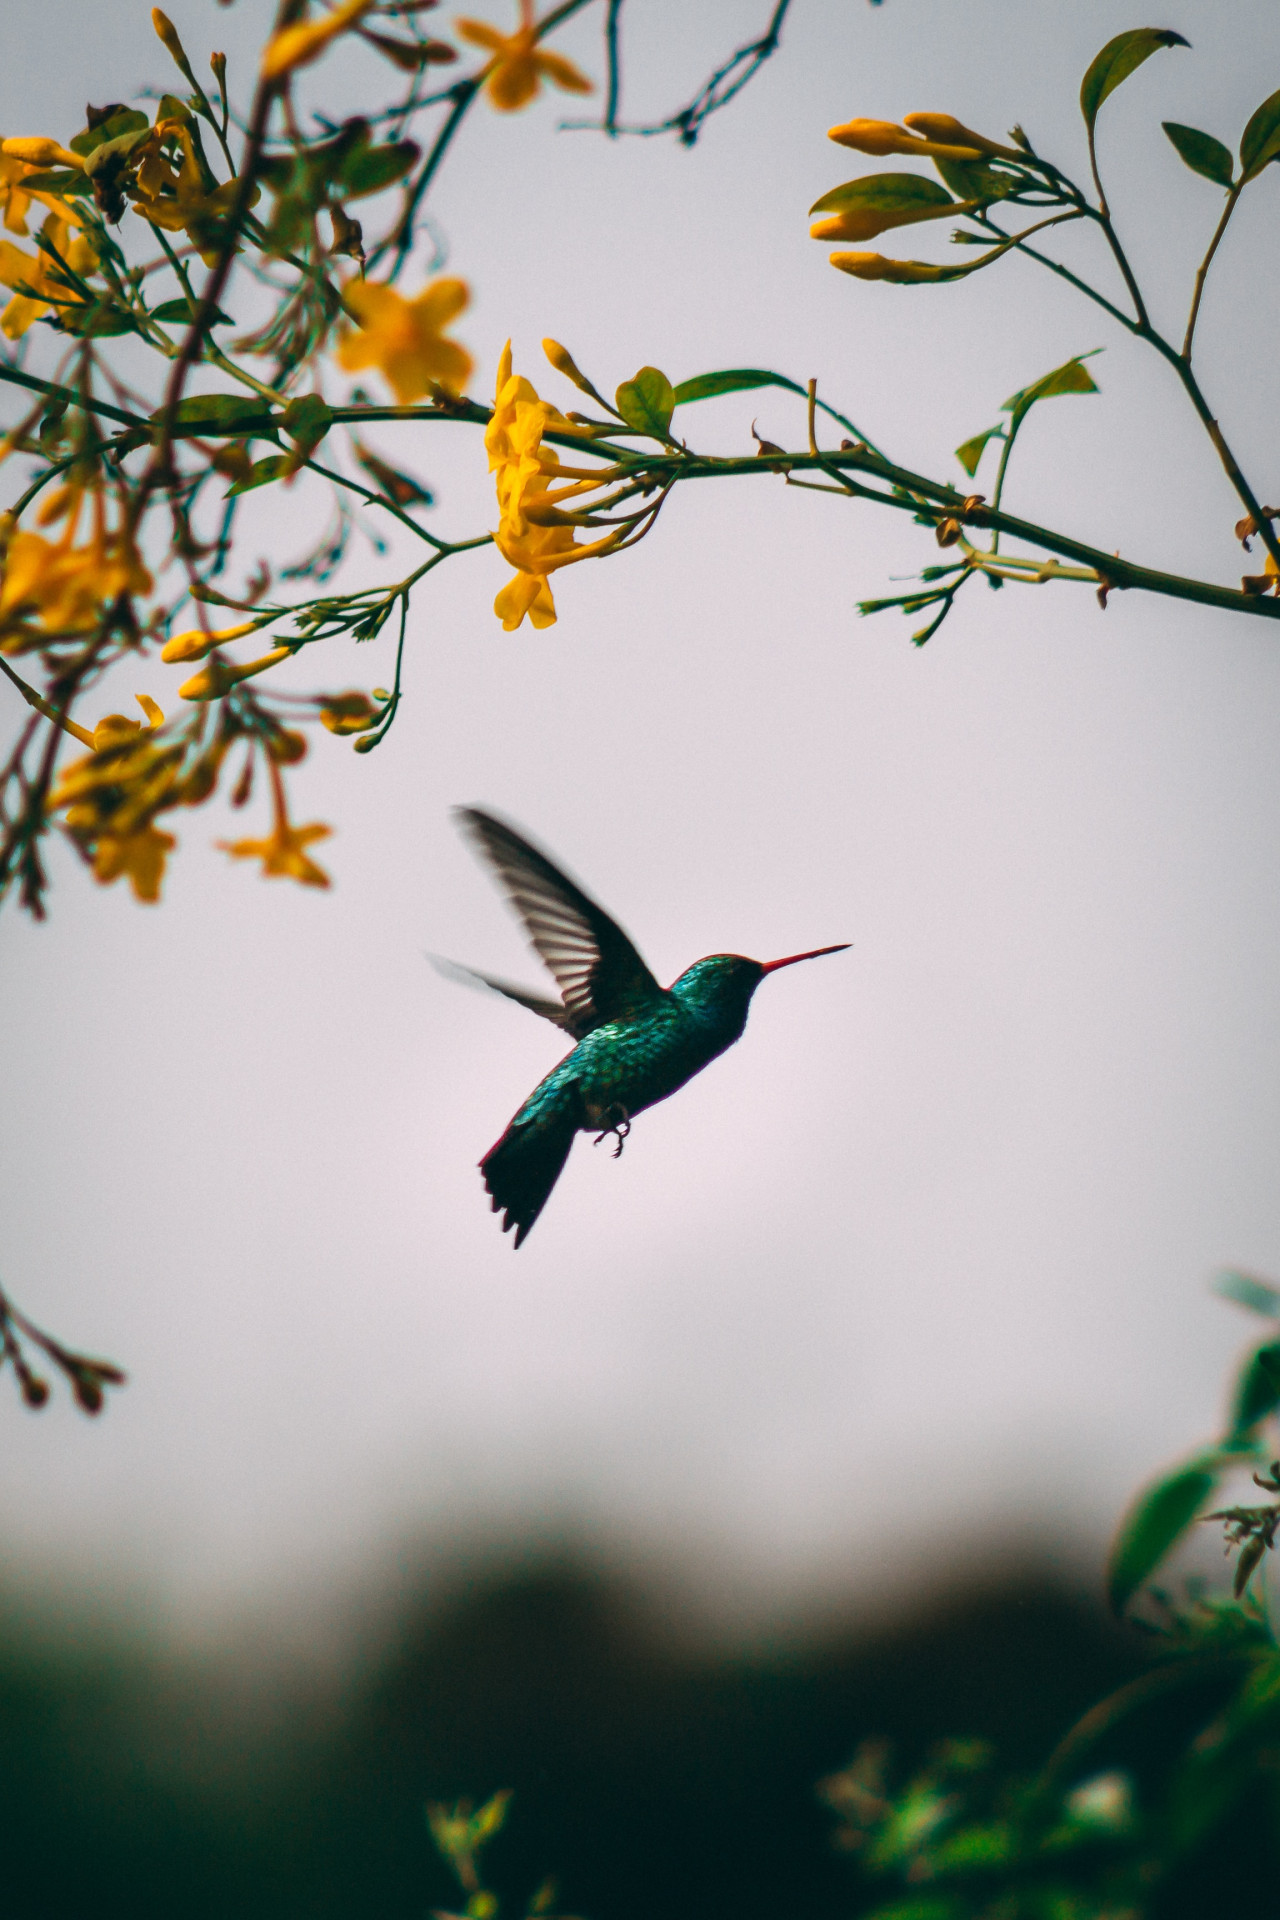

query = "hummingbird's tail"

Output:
[[480, 1090, 582, 1248]]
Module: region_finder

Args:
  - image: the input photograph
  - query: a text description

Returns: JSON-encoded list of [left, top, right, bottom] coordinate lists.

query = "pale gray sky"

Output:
[[3, 0, 1280, 1637]]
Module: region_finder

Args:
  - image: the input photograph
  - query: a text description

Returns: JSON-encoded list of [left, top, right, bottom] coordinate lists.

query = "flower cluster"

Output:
[[485, 342, 622, 631], [0, 486, 152, 652]]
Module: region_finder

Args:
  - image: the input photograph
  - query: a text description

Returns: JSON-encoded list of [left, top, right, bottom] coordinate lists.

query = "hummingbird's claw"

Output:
[[593, 1107, 631, 1158]]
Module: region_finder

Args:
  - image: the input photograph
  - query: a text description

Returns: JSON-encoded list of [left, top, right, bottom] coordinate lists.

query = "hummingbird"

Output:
[[443, 808, 850, 1247]]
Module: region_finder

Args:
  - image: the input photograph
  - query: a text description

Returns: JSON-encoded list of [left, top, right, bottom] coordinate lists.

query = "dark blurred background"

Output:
[[0, 1546, 1236, 1920]]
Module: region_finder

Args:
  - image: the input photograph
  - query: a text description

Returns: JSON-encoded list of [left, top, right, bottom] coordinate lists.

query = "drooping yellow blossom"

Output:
[[0, 149, 85, 237], [485, 341, 618, 631], [335, 277, 473, 404], [0, 211, 95, 338], [49, 694, 181, 904], [456, 0, 592, 112], [219, 759, 331, 887], [128, 120, 256, 268], [261, 0, 374, 82], [0, 487, 152, 649]]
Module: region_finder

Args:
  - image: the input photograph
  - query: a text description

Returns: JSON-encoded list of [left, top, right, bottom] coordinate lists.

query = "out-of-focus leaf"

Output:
[[1214, 1270, 1280, 1318], [954, 425, 1002, 476], [1002, 351, 1101, 423], [48, 305, 136, 338], [1079, 29, 1189, 135], [282, 393, 333, 457], [360, 29, 457, 69], [1163, 120, 1234, 186], [69, 106, 149, 157], [1107, 1455, 1223, 1611], [1229, 1341, 1280, 1436], [226, 455, 292, 497], [149, 298, 234, 325], [152, 392, 271, 437], [340, 138, 419, 199], [809, 173, 955, 217], [1240, 86, 1280, 179], [672, 369, 805, 406], [614, 366, 675, 438]]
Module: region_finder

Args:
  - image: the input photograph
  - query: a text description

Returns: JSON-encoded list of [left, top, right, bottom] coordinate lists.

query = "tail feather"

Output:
[[480, 1095, 581, 1247]]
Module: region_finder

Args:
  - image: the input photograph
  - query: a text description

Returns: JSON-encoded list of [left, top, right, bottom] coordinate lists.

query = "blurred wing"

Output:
[[429, 954, 584, 1037], [455, 808, 665, 1033]]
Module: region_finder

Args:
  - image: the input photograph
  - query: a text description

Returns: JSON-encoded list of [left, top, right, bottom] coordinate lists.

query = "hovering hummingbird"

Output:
[[443, 808, 850, 1247]]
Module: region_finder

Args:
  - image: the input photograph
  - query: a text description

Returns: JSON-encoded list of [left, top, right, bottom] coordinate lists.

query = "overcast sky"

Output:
[[3, 0, 1280, 1643]]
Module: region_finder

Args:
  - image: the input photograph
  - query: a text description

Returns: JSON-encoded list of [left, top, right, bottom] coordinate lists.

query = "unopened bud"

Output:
[[542, 339, 598, 398], [161, 618, 258, 663], [318, 691, 378, 735], [152, 8, 198, 83], [935, 516, 962, 547]]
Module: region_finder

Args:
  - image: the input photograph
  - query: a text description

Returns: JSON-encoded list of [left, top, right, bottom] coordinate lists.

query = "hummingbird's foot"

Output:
[[593, 1107, 631, 1158]]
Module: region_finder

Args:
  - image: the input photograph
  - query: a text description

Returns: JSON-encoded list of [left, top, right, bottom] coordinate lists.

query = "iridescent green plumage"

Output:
[[447, 809, 849, 1246]]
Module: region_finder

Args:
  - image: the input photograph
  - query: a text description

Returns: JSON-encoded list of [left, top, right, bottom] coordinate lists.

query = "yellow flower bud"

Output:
[[318, 691, 379, 735], [542, 339, 596, 397], [161, 619, 259, 664], [828, 251, 948, 283], [179, 645, 291, 700], [826, 117, 983, 161], [902, 113, 1023, 161], [0, 137, 85, 170], [151, 8, 197, 83]]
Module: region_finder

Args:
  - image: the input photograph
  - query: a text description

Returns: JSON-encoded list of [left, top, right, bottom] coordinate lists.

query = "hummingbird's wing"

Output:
[[455, 808, 665, 1035], [429, 955, 579, 1033]]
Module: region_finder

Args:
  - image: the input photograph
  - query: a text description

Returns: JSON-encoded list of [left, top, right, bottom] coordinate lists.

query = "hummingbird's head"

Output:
[[673, 945, 850, 1025]]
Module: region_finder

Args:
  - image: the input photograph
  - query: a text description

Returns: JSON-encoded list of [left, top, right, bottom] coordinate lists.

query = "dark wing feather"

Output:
[[429, 954, 582, 1036], [455, 808, 664, 1034]]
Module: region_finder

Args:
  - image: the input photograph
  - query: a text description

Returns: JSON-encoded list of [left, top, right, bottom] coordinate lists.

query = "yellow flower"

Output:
[[219, 755, 331, 887], [128, 120, 256, 268], [49, 694, 181, 903], [88, 821, 176, 903], [485, 341, 618, 630], [0, 211, 95, 338], [456, 0, 592, 111], [261, 0, 373, 82], [335, 277, 473, 404], [0, 148, 85, 237], [0, 487, 152, 647]]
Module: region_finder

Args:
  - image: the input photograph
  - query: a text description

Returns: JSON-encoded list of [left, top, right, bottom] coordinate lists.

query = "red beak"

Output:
[[759, 943, 851, 975]]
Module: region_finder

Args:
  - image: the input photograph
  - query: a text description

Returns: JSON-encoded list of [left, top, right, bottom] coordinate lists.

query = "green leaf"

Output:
[[1079, 29, 1190, 136], [1107, 1457, 1223, 1611], [809, 173, 955, 217], [48, 305, 137, 339], [1002, 350, 1102, 423], [1163, 121, 1234, 187], [151, 393, 271, 437], [1230, 1342, 1280, 1437], [282, 393, 333, 455], [69, 107, 149, 157], [614, 366, 676, 438], [339, 138, 419, 199], [1214, 1269, 1280, 1318], [1240, 86, 1280, 180], [226, 455, 292, 497], [672, 368, 805, 407], [932, 155, 1017, 203], [149, 299, 234, 326], [954, 425, 1003, 477]]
